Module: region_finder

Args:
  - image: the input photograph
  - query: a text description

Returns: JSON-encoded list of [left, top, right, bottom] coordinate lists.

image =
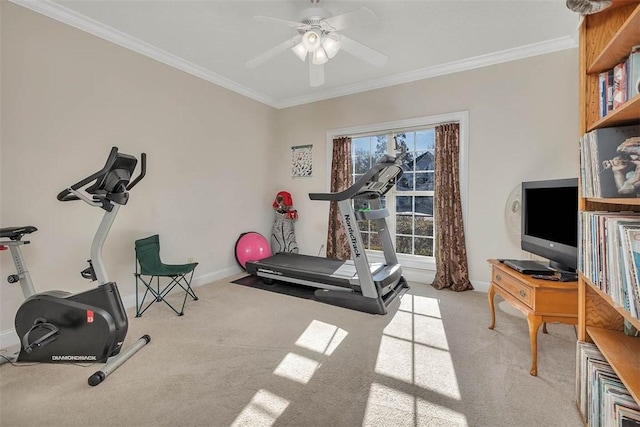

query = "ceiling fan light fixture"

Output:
[[322, 34, 341, 58], [302, 30, 321, 51], [312, 47, 329, 65], [291, 42, 308, 61]]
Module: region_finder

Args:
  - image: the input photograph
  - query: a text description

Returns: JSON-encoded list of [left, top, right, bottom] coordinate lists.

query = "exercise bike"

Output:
[[0, 147, 150, 386]]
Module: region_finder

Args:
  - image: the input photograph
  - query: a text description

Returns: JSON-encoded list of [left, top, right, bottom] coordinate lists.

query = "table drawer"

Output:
[[492, 268, 533, 308]]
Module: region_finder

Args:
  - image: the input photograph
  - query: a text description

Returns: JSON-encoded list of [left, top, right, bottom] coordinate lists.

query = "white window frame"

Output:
[[326, 111, 469, 271]]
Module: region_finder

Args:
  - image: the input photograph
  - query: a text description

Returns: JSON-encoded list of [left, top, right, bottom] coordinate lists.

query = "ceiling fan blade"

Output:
[[322, 7, 378, 31], [253, 15, 307, 30], [309, 62, 324, 87], [246, 36, 300, 69], [339, 35, 387, 67]]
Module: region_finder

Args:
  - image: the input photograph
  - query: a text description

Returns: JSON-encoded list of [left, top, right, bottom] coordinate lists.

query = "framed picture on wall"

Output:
[[292, 144, 312, 177]]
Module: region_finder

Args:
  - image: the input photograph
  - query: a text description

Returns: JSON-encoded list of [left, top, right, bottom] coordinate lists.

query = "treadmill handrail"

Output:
[[309, 155, 402, 202]]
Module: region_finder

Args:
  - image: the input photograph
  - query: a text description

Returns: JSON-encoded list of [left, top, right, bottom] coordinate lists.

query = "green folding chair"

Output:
[[134, 235, 198, 316]]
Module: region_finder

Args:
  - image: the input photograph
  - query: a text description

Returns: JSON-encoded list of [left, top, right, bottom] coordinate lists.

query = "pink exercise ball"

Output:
[[235, 232, 272, 269]]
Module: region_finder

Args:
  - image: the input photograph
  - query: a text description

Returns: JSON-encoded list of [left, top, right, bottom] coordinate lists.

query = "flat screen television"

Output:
[[521, 177, 579, 273]]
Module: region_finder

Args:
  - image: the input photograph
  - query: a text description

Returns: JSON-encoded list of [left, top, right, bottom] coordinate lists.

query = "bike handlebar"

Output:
[[57, 147, 146, 206]]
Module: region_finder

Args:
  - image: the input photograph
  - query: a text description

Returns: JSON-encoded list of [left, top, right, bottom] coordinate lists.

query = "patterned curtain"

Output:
[[326, 137, 352, 260], [431, 123, 473, 291]]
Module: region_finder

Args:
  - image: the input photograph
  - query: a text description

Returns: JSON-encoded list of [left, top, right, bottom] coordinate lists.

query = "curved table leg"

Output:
[[527, 313, 543, 376], [488, 284, 496, 330]]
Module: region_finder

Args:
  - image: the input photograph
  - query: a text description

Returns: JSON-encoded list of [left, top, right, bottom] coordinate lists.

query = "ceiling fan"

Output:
[[245, 0, 388, 87], [565, 0, 611, 14]]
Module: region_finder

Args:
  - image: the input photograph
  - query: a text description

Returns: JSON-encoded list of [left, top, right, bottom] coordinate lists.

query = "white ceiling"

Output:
[[17, 0, 580, 108]]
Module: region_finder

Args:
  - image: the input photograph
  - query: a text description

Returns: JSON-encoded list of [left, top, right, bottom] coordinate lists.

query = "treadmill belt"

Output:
[[259, 253, 350, 277], [232, 275, 316, 301]]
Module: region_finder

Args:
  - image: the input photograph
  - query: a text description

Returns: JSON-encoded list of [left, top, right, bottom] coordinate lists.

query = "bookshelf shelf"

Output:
[[587, 5, 640, 74], [587, 327, 640, 403], [578, 0, 640, 419], [583, 275, 640, 330], [585, 197, 640, 205], [587, 94, 640, 131]]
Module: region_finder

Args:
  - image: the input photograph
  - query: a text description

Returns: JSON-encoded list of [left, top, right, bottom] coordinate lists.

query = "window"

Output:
[[351, 129, 436, 257], [328, 111, 468, 268]]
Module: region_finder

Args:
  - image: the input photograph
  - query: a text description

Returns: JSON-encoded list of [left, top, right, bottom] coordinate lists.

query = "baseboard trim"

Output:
[[0, 265, 243, 350]]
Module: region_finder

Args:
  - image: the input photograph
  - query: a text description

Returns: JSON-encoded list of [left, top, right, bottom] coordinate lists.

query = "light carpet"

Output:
[[0, 275, 583, 426]]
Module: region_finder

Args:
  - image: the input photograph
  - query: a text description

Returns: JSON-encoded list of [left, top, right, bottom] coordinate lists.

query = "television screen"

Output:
[[521, 178, 579, 272]]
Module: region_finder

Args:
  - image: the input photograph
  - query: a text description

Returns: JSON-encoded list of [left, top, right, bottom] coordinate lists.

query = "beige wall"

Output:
[[274, 49, 579, 288], [0, 3, 579, 342], [0, 3, 278, 334]]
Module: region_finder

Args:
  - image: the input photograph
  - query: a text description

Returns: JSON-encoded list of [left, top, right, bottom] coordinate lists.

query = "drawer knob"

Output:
[[519, 290, 527, 297], [496, 274, 501, 281]]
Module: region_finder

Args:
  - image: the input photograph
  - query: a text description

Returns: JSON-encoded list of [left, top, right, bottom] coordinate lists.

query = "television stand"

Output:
[[500, 259, 554, 275], [487, 259, 578, 376]]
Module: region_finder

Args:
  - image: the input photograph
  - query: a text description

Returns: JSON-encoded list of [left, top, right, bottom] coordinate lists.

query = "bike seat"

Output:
[[0, 226, 38, 240]]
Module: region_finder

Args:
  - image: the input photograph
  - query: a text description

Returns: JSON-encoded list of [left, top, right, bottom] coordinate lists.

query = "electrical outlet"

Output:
[[187, 257, 194, 263]]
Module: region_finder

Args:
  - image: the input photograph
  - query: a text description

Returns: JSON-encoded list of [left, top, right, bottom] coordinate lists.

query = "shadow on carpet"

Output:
[[231, 275, 316, 300]]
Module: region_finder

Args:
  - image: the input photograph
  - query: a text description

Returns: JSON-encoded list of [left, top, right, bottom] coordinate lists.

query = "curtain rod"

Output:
[[333, 120, 458, 140]]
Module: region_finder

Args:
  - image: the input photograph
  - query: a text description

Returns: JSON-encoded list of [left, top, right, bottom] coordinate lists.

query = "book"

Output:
[[600, 71, 608, 118], [628, 45, 640, 100], [608, 69, 615, 113], [621, 226, 640, 318], [586, 125, 640, 198], [617, 404, 640, 427], [613, 61, 628, 109]]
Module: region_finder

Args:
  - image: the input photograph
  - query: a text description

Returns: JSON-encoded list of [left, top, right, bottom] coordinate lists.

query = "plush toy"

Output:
[[271, 191, 299, 254], [273, 191, 298, 220]]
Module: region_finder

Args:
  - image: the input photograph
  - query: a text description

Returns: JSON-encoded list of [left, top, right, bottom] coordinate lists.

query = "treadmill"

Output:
[[245, 153, 410, 315]]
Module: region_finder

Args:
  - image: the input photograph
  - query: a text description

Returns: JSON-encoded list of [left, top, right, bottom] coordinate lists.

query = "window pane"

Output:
[[415, 196, 433, 216], [403, 132, 415, 151], [396, 236, 412, 254], [358, 220, 369, 232], [414, 151, 435, 171], [400, 153, 413, 172], [396, 195, 412, 214], [416, 129, 435, 151], [415, 237, 433, 256], [397, 172, 414, 191], [374, 135, 387, 154], [415, 216, 434, 237], [354, 155, 371, 174], [395, 133, 408, 153], [370, 233, 382, 251], [396, 214, 412, 235], [353, 137, 370, 156], [415, 172, 435, 191]]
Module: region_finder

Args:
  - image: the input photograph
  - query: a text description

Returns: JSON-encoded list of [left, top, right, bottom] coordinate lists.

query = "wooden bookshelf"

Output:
[[577, 0, 640, 416], [587, 4, 640, 74], [587, 94, 640, 131], [588, 327, 640, 403]]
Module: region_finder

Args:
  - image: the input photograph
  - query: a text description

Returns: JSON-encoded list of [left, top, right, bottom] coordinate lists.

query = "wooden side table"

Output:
[[487, 259, 578, 376]]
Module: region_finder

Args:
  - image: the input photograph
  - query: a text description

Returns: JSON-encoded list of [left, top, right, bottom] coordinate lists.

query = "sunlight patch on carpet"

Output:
[[230, 389, 290, 427], [383, 310, 449, 351], [374, 294, 461, 402], [294, 320, 348, 356], [399, 293, 442, 318], [363, 383, 468, 426], [273, 353, 321, 384]]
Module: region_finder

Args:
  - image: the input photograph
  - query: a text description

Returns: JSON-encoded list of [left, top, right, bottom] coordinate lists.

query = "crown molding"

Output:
[[9, 0, 281, 108], [11, 0, 577, 110], [275, 36, 578, 109]]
